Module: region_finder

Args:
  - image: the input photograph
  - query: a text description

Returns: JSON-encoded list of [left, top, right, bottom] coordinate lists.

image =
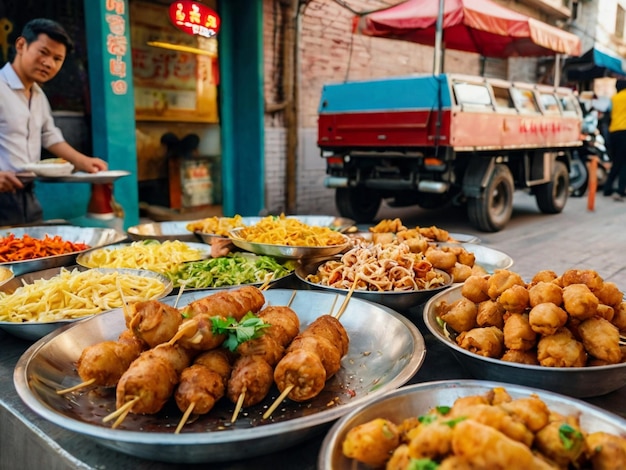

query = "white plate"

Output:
[[38, 170, 131, 183], [14, 289, 425, 463], [22, 161, 74, 177]]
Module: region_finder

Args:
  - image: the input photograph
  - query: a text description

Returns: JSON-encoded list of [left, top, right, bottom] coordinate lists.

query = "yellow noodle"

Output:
[[79, 240, 204, 273], [0, 268, 166, 323], [238, 215, 346, 246], [186, 215, 245, 236]]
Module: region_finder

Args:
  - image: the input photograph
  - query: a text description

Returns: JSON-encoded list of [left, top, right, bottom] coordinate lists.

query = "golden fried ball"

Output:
[[499, 285, 530, 313], [476, 300, 505, 329], [595, 281, 624, 308], [562, 284, 599, 321], [612, 301, 626, 331], [528, 281, 563, 307], [561, 269, 604, 292], [537, 328, 587, 367], [503, 313, 537, 351], [342, 418, 400, 467], [501, 349, 539, 365], [487, 270, 525, 300], [578, 317, 622, 364], [461, 275, 490, 303], [439, 298, 478, 333], [531, 270, 558, 284], [528, 302, 568, 336]]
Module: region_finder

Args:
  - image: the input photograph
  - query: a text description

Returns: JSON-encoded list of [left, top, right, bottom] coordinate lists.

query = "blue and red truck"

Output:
[[318, 73, 583, 231]]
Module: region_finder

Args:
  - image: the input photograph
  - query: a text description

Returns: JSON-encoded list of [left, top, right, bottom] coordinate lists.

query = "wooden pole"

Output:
[[587, 155, 598, 211]]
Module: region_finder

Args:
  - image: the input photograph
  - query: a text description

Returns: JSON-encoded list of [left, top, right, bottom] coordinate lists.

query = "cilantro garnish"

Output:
[[211, 312, 269, 351], [559, 423, 584, 450], [407, 458, 439, 470]]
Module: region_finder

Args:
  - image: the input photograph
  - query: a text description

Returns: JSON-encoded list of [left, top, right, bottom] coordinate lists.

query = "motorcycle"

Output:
[[570, 112, 612, 197]]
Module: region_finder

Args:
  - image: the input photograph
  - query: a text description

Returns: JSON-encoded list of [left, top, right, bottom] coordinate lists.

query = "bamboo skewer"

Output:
[[175, 401, 196, 434], [103, 395, 140, 424], [56, 378, 95, 395], [334, 277, 359, 321], [231, 386, 247, 423], [262, 385, 293, 420]]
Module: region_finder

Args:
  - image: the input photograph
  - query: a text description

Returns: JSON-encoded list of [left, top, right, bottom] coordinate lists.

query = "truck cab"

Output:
[[318, 73, 583, 231]]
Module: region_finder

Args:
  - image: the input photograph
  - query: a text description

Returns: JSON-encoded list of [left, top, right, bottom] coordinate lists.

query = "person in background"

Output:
[[604, 79, 626, 201], [0, 18, 107, 226]]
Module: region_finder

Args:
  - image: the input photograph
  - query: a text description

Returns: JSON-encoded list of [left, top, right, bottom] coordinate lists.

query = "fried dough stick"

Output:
[[266, 314, 349, 418], [104, 343, 193, 428], [228, 306, 300, 420], [174, 349, 233, 433]]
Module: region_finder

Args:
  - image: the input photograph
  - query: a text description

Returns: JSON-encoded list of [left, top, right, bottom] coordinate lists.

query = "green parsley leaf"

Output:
[[407, 458, 439, 470], [211, 313, 269, 352], [559, 423, 584, 450]]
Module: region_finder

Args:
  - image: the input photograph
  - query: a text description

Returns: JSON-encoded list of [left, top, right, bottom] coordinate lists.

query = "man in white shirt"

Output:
[[0, 18, 108, 226]]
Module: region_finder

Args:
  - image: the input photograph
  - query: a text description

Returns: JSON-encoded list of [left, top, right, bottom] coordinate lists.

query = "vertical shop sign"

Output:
[[106, 0, 128, 95]]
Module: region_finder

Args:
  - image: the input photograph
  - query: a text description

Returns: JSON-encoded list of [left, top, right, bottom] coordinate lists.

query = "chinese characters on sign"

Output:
[[169, 1, 221, 38], [106, 0, 128, 95]]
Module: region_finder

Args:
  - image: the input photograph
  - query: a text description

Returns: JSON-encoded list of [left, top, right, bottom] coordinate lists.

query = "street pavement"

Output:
[[355, 190, 626, 284]]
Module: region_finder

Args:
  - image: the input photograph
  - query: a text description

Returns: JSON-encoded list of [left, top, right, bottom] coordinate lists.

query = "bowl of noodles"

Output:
[[0, 265, 172, 340], [228, 216, 351, 260], [295, 242, 453, 311]]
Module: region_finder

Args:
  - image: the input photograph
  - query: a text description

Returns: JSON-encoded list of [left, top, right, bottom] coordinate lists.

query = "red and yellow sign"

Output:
[[169, 1, 220, 38]]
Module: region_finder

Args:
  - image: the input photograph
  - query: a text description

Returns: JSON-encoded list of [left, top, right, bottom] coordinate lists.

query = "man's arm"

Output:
[[46, 141, 108, 173]]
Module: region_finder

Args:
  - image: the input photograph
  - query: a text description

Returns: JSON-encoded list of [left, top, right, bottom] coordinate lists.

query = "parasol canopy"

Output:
[[353, 0, 581, 58]]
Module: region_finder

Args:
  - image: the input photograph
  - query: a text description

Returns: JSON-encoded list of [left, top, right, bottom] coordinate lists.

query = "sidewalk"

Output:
[[371, 191, 626, 284]]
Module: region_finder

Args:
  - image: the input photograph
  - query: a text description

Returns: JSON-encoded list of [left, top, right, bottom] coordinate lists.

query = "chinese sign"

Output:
[[169, 1, 220, 38], [105, 0, 128, 95]]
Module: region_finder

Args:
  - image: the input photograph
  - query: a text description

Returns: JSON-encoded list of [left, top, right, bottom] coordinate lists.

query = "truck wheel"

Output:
[[467, 163, 514, 232], [535, 161, 569, 214], [335, 187, 381, 223]]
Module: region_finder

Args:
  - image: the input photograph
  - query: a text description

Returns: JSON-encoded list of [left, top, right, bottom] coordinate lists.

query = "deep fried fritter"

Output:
[[560, 269, 604, 292], [425, 247, 458, 271], [595, 281, 624, 308], [612, 301, 626, 331], [534, 416, 585, 467], [450, 262, 473, 283], [503, 313, 537, 351], [342, 418, 400, 467], [528, 302, 568, 336], [578, 317, 622, 364], [461, 275, 490, 303], [586, 432, 626, 470], [439, 297, 478, 333], [476, 300, 505, 328], [501, 349, 539, 365], [528, 281, 563, 307], [537, 327, 587, 367], [487, 270, 525, 300], [596, 304, 615, 322], [499, 285, 530, 313], [457, 326, 504, 358], [562, 284, 599, 321], [531, 270, 558, 284]]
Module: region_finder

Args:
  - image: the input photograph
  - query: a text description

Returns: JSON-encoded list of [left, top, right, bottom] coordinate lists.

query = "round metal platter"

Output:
[[14, 289, 425, 463], [194, 215, 356, 245], [319, 379, 626, 469], [228, 228, 351, 260], [295, 258, 453, 311], [423, 285, 626, 398], [0, 266, 173, 341], [37, 170, 131, 184], [75, 241, 212, 273], [444, 243, 513, 274], [126, 221, 202, 243], [348, 231, 480, 244], [0, 226, 127, 276]]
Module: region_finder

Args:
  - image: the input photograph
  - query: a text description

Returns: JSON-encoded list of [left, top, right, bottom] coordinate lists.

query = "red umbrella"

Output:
[[354, 0, 581, 58]]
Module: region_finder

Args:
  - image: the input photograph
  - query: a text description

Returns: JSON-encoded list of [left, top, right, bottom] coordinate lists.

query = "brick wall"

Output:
[[261, 0, 558, 215]]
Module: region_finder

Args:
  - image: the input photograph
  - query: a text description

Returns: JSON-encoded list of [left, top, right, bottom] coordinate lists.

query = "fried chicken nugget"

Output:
[[342, 418, 400, 467], [535, 416, 586, 467], [528, 302, 568, 336], [531, 269, 558, 284], [595, 281, 625, 308], [449, 262, 473, 283], [578, 317, 622, 364], [503, 313, 537, 351], [562, 284, 599, 321], [425, 247, 457, 271], [586, 432, 626, 470], [499, 285, 530, 313], [611, 302, 626, 332], [501, 349, 539, 365], [476, 300, 505, 328], [438, 297, 478, 333], [537, 327, 587, 367], [528, 281, 563, 307], [596, 304, 615, 322], [461, 275, 490, 303], [561, 269, 604, 292], [487, 270, 525, 300], [457, 326, 504, 358]]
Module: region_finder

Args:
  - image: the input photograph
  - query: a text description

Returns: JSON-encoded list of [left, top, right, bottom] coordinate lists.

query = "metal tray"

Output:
[[0, 266, 173, 341], [319, 380, 626, 469], [0, 226, 127, 276], [423, 285, 626, 397], [14, 289, 425, 463], [296, 258, 453, 310], [76, 241, 212, 273], [229, 228, 350, 260], [126, 221, 202, 243], [442, 242, 513, 274], [38, 170, 131, 184]]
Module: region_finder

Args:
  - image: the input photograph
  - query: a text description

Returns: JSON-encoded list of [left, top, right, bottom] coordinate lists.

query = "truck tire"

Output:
[[335, 187, 381, 223], [467, 163, 514, 232], [535, 161, 569, 214]]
